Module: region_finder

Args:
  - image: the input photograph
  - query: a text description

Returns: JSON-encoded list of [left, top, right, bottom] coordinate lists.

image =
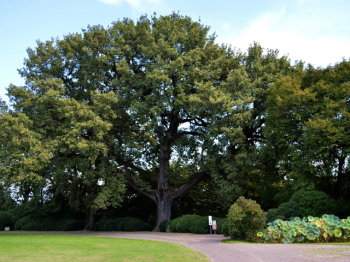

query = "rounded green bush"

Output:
[[215, 217, 228, 234], [226, 196, 266, 240], [169, 217, 182, 232], [124, 217, 151, 231], [268, 190, 338, 221], [180, 215, 208, 234], [221, 221, 229, 237], [266, 208, 285, 222], [0, 212, 13, 230]]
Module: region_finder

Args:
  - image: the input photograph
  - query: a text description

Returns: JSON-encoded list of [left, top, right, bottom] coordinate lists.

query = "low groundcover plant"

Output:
[[257, 214, 350, 244]]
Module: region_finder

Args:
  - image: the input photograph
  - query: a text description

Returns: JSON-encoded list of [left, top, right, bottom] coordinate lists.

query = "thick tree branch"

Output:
[[171, 171, 209, 200], [117, 158, 158, 181], [125, 175, 156, 203]]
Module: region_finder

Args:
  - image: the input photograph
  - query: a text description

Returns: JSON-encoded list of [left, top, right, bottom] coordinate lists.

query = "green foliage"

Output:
[[0, 212, 13, 230], [226, 197, 266, 240], [93, 217, 152, 231], [178, 215, 208, 234], [169, 217, 183, 233], [168, 215, 226, 234], [124, 217, 152, 231], [13, 215, 84, 231], [266, 208, 285, 222], [265, 60, 350, 199], [159, 220, 169, 232], [336, 199, 350, 219], [222, 221, 229, 237], [215, 218, 228, 234], [258, 214, 350, 243], [266, 190, 338, 222]]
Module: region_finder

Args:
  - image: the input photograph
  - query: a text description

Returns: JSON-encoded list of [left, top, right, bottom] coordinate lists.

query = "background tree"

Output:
[[4, 80, 125, 229], [265, 60, 350, 200], [212, 43, 294, 209]]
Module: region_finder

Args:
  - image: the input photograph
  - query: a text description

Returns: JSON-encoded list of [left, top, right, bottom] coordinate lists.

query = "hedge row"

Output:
[[160, 215, 227, 234], [93, 217, 153, 231], [0, 212, 13, 230], [14, 215, 85, 231]]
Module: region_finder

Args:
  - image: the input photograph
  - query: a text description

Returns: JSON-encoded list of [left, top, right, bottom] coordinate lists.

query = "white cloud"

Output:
[[99, 0, 159, 9], [222, 8, 350, 68]]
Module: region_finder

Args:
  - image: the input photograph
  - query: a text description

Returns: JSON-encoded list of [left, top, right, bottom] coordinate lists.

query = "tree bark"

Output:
[[153, 191, 173, 231], [333, 157, 345, 199], [84, 209, 94, 230]]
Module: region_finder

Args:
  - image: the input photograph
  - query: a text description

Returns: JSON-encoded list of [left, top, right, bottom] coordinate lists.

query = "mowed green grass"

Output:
[[0, 234, 209, 262]]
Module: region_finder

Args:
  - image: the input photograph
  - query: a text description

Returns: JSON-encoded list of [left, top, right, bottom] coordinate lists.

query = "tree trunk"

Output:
[[153, 190, 173, 231], [84, 209, 94, 230], [333, 157, 345, 199]]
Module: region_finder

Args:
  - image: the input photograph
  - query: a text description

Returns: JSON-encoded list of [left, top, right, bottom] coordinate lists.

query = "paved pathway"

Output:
[[3, 231, 350, 262]]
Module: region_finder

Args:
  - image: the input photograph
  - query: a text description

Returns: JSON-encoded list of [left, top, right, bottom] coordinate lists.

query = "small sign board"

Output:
[[212, 220, 217, 230], [4, 227, 10, 231], [208, 216, 212, 225]]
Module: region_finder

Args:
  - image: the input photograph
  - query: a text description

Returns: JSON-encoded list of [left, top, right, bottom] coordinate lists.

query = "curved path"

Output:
[[4, 231, 350, 262]]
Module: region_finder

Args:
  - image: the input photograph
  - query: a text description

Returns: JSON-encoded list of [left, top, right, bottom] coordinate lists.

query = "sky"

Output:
[[1, 0, 350, 104]]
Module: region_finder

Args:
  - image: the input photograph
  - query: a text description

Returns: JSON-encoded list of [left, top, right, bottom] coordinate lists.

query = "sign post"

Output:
[[208, 216, 212, 234], [212, 220, 217, 234]]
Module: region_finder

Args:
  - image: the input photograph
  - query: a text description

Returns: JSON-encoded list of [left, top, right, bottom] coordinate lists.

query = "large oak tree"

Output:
[[2, 13, 293, 230]]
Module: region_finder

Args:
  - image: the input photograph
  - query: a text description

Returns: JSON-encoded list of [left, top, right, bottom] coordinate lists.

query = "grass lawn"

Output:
[[0, 234, 209, 262], [222, 239, 263, 244]]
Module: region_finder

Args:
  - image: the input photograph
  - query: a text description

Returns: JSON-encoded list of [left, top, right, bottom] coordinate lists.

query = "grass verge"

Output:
[[0, 234, 209, 262], [221, 239, 263, 244]]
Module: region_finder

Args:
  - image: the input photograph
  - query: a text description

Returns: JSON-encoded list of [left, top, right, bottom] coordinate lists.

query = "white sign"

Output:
[[208, 216, 212, 225]]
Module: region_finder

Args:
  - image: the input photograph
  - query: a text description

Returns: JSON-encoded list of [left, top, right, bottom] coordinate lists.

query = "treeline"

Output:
[[0, 13, 349, 231]]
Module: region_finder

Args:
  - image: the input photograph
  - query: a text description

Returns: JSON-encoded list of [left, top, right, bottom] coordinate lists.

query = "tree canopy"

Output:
[[3, 13, 348, 231], [265, 60, 350, 200]]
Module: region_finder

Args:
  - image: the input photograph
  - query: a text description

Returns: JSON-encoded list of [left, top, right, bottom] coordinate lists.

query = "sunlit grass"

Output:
[[0, 234, 209, 262], [221, 239, 263, 244]]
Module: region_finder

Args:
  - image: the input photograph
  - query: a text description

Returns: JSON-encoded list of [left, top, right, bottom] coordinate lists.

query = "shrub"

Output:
[[14, 215, 85, 231], [168, 215, 226, 234], [124, 217, 149, 231], [169, 217, 182, 232], [14, 215, 32, 230], [0, 212, 13, 230], [266, 208, 285, 223], [61, 219, 85, 231], [336, 199, 350, 219], [267, 190, 338, 222], [94, 217, 152, 231], [159, 220, 169, 232], [226, 196, 266, 240], [222, 221, 229, 237], [180, 215, 208, 234], [215, 217, 228, 234], [42, 217, 57, 231]]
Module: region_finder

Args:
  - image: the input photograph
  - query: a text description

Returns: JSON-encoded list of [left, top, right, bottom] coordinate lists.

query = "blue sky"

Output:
[[1, 0, 350, 104]]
